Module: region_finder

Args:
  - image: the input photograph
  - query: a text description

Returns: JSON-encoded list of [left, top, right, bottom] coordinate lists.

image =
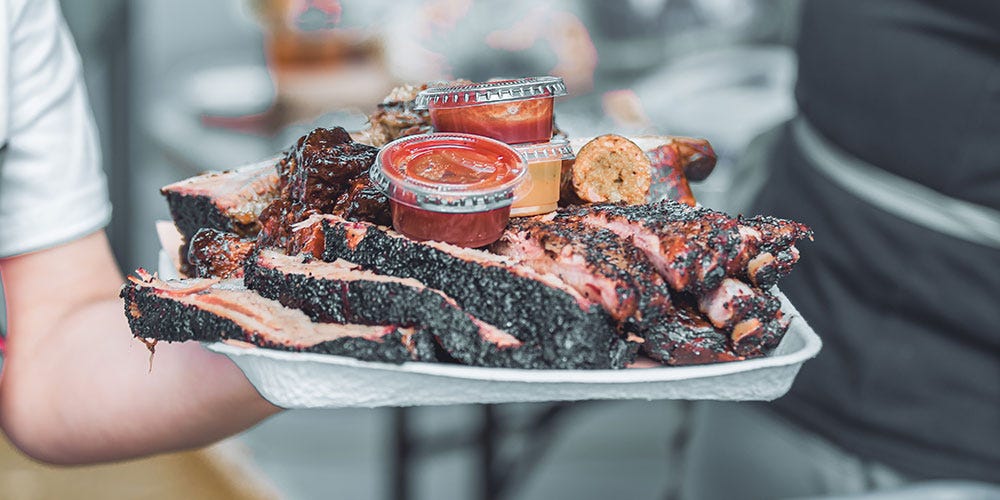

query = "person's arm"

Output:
[[0, 231, 280, 465]]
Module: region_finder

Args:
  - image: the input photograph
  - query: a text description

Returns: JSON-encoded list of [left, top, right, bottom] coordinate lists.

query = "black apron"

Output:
[[756, 0, 1000, 482]]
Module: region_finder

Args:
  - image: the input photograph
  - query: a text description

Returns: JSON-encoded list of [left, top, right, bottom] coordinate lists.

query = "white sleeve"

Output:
[[0, 0, 111, 257]]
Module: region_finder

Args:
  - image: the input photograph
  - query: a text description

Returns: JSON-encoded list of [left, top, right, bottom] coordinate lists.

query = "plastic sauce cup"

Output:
[[413, 77, 568, 144], [371, 133, 527, 248], [510, 139, 575, 217]]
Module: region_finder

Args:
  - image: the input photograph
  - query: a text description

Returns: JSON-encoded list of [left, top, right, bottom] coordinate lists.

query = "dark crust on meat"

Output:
[[187, 229, 256, 279], [318, 219, 625, 369], [258, 127, 386, 251], [557, 201, 742, 293], [641, 303, 744, 366], [164, 192, 240, 242], [243, 251, 537, 368], [120, 283, 433, 364], [498, 218, 672, 336]]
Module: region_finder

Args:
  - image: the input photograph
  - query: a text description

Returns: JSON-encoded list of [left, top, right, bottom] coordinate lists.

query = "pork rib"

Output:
[[243, 249, 548, 368], [695, 278, 787, 356], [641, 301, 744, 366], [293, 215, 629, 369], [555, 201, 742, 293], [556, 201, 811, 292], [121, 270, 436, 363]]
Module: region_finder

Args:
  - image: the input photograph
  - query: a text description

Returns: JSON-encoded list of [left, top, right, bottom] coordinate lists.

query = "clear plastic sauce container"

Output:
[[414, 77, 568, 144], [510, 139, 575, 217], [372, 133, 527, 247]]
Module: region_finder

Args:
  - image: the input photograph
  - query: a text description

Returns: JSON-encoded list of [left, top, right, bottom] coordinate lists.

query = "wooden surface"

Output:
[[0, 435, 279, 500]]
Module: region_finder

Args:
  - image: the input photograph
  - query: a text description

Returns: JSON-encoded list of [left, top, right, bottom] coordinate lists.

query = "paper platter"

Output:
[[157, 229, 821, 408]]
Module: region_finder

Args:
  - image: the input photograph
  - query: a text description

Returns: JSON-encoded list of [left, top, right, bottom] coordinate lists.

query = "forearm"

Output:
[[0, 296, 280, 464]]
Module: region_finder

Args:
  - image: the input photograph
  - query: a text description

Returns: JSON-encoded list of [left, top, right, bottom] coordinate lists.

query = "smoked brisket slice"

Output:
[[295, 215, 628, 369], [121, 270, 436, 363], [161, 158, 280, 243], [244, 249, 542, 368]]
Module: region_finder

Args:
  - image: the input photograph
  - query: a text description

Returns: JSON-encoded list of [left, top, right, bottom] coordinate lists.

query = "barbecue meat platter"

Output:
[[125, 80, 817, 391]]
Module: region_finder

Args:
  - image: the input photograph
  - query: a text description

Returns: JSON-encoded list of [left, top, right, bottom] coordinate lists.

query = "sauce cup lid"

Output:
[[372, 133, 527, 213], [413, 76, 568, 109], [512, 138, 575, 162]]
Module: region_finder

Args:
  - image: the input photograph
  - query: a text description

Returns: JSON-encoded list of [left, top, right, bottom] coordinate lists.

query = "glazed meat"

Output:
[[294, 215, 629, 369], [641, 301, 743, 366], [730, 215, 813, 289], [258, 127, 387, 251], [121, 270, 436, 363], [244, 249, 540, 368], [187, 228, 256, 279]]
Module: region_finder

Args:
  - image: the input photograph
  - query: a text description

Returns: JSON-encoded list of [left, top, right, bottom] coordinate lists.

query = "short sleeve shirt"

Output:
[[0, 0, 111, 258]]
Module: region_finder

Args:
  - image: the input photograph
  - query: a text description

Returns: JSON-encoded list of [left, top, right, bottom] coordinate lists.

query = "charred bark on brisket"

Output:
[[492, 217, 672, 363], [161, 160, 281, 273], [244, 249, 539, 368], [305, 216, 627, 369], [121, 272, 436, 363]]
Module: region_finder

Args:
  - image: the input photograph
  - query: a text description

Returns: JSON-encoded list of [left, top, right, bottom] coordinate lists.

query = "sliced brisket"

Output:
[[161, 158, 280, 243], [121, 270, 436, 363], [244, 249, 544, 368], [295, 215, 628, 369]]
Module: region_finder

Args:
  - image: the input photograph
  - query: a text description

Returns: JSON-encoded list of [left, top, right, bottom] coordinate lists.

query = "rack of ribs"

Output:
[[555, 200, 811, 292]]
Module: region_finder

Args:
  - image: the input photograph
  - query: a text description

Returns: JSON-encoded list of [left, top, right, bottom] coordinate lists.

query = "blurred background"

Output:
[[2, 0, 802, 498]]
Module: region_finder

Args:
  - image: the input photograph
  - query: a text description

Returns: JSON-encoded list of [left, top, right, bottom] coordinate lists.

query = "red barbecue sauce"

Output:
[[428, 96, 554, 144], [374, 134, 526, 247]]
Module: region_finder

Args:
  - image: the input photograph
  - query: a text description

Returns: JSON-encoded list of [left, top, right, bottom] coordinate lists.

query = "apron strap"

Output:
[[792, 117, 1000, 249]]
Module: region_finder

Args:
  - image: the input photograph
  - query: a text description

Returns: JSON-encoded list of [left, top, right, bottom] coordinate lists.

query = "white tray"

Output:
[[156, 227, 820, 408]]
